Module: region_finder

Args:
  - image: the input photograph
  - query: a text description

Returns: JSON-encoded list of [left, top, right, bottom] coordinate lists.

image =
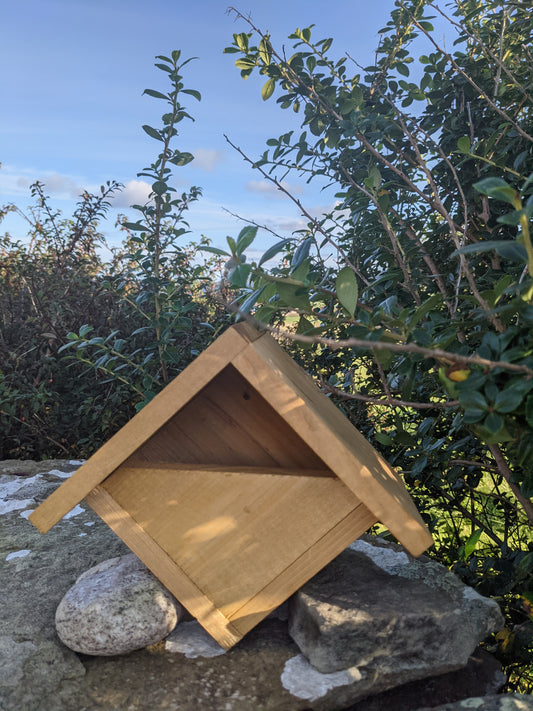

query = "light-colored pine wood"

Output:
[[102, 466, 364, 621], [29, 325, 262, 533], [30, 321, 433, 650], [228, 503, 378, 636], [233, 334, 433, 556], [125, 462, 333, 477], [85, 485, 242, 649], [125, 364, 326, 470]]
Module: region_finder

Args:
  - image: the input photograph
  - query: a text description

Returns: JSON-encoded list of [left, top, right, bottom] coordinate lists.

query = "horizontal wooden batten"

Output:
[[117, 463, 334, 478]]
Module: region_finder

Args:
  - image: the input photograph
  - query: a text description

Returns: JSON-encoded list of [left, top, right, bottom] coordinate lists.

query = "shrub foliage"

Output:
[[220, 0, 533, 689], [1, 0, 532, 690]]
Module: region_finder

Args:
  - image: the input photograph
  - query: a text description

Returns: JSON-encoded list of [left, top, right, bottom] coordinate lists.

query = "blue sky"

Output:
[[2, 0, 418, 257]]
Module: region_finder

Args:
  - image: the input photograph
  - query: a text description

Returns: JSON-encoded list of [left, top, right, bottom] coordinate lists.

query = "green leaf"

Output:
[[459, 390, 488, 411], [374, 432, 394, 446], [494, 387, 525, 413], [291, 237, 313, 272], [142, 125, 163, 141], [238, 285, 267, 315], [171, 151, 194, 166], [258, 37, 271, 65], [462, 408, 487, 424], [235, 226, 258, 256], [122, 221, 145, 231], [457, 136, 471, 154], [396, 63, 409, 76], [79, 324, 93, 338], [258, 239, 291, 266], [473, 178, 519, 206], [235, 32, 249, 52], [463, 529, 482, 559], [182, 89, 201, 101], [200, 245, 230, 257], [455, 241, 527, 262], [407, 294, 443, 332], [496, 209, 525, 226], [277, 281, 311, 311], [335, 267, 359, 318], [261, 78, 276, 101], [151, 181, 167, 196], [228, 263, 252, 288], [227, 236, 237, 256], [143, 88, 168, 100], [483, 412, 504, 434]]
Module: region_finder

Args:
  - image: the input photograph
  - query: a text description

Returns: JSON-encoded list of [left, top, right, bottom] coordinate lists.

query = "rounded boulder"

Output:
[[55, 554, 182, 656]]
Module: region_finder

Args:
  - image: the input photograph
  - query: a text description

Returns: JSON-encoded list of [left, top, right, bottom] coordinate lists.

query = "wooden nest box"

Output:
[[30, 323, 433, 649]]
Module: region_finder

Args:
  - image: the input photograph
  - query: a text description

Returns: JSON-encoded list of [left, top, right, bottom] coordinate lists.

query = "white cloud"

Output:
[[192, 148, 224, 172], [111, 180, 151, 207], [245, 179, 304, 200]]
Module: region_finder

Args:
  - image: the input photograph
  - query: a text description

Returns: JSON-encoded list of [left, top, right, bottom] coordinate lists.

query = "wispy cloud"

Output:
[[192, 148, 225, 172], [245, 179, 304, 200], [0, 165, 91, 200]]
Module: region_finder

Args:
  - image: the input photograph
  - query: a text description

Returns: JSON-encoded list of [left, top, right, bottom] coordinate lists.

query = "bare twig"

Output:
[[224, 135, 365, 282], [489, 443, 533, 524], [411, 17, 533, 143], [320, 377, 459, 410], [261, 319, 533, 377]]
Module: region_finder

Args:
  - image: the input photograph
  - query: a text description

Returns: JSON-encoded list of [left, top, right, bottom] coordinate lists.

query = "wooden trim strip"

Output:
[[85, 485, 242, 649], [29, 324, 263, 534], [116, 463, 334, 478], [227, 502, 378, 636]]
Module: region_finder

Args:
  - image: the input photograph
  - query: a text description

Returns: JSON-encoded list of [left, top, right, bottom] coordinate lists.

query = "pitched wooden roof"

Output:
[[30, 322, 432, 555]]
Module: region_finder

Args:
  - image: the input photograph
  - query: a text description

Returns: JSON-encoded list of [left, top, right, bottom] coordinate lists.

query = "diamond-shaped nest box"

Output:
[[30, 323, 433, 649]]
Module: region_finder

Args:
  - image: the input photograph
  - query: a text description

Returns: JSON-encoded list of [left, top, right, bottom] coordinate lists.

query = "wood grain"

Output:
[[102, 466, 364, 621], [85, 485, 242, 649], [29, 324, 261, 533], [232, 333, 433, 556]]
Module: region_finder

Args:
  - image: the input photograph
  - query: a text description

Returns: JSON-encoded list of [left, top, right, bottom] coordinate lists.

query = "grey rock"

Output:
[[0, 460, 128, 710], [0, 459, 510, 711], [415, 694, 533, 711], [288, 535, 504, 704], [344, 649, 506, 711], [55, 554, 183, 656]]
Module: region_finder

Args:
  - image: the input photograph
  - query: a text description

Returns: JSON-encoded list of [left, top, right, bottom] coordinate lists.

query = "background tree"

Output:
[[220, 0, 533, 689], [0, 53, 227, 458]]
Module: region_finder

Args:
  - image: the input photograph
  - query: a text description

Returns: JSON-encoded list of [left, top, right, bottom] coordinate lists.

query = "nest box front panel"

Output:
[[94, 362, 378, 643], [101, 465, 375, 623]]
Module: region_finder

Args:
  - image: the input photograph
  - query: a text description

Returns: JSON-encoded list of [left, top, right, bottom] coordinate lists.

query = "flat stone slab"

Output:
[[0, 460, 509, 711], [289, 536, 504, 702], [416, 694, 533, 711]]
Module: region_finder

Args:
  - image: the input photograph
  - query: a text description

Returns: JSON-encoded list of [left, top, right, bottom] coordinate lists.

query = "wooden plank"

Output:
[[127, 364, 326, 470], [232, 335, 433, 557], [124, 463, 333, 477], [29, 324, 260, 533], [228, 502, 378, 636], [85, 485, 242, 649], [101, 466, 363, 620]]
